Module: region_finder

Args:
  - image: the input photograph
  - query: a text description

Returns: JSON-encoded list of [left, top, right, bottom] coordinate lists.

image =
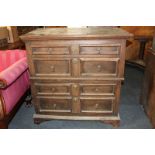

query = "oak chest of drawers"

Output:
[[21, 28, 132, 127]]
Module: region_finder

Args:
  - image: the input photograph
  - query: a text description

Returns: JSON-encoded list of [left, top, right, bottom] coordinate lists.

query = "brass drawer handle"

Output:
[[95, 104, 99, 108], [97, 65, 102, 71], [50, 65, 55, 72], [96, 47, 101, 51], [72, 58, 78, 64], [95, 88, 99, 92], [53, 104, 57, 109], [48, 48, 53, 53], [51, 87, 56, 92]]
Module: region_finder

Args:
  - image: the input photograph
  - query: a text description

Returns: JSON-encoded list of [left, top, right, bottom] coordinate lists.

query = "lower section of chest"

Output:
[[31, 79, 121, 126]]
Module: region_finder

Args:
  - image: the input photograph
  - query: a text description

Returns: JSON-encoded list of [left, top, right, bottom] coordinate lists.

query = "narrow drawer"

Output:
[[80, 83, 116, 96], [80, 58, 119, 77], [80, 97, 114, 114], [80, 45, 120, 55], [37, 96, 72, 113], [32, 46, 70, 55], [33, 58, 71, 76], [35, 83, 71, 96]]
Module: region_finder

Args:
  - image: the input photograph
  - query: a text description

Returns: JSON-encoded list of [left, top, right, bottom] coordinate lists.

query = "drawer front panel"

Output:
[[80, 58, 119, 77], [35, 83, 71, 96], [38, 97, 72, 113], [80, 98, 114, 113], [80, 84, 116, 96], [33, 58, 71, 76], [80, 45, 120, 55], [32, 46, 70, 55]]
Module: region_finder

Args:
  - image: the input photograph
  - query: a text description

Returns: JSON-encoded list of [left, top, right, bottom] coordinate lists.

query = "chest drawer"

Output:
[[80, 97, 114, 114], [80, 58, 119, 77], [80, 83, 116, 96], [37, 96, 72, 113], [35, 83, 71, 96], [32, 46, 70, 55], [80, 45, 120, 55], [33, 58, 71, 76]]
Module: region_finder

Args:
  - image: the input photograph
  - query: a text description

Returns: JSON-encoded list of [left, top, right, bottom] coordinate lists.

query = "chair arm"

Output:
[[0, 57, 28, 89]]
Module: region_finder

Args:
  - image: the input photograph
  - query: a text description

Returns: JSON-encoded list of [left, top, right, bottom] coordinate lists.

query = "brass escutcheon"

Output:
[[73, 84, 78, 89], [72, 58, 78, 64], [73, 97, 78, 102]]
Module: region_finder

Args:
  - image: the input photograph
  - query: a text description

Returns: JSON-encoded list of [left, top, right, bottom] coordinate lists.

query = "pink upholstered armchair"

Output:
[[0, 50, 30, 128]]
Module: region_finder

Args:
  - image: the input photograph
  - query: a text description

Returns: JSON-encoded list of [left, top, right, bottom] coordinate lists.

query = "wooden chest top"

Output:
[[20, 28, 133, 40]]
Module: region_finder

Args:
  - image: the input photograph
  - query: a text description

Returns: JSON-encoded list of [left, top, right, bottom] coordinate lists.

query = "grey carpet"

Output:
[[9, 66, 152, 129]]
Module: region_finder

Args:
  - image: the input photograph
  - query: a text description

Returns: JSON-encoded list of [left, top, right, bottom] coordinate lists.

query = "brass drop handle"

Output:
[[95, 104, 99, 108], [96, 47, 101, 51], [95, 88, 99, 92], [97, 65, 102, 71], [50, 65, 55, 72], [51, 87, 56, 92], [48, 48, 52, 53], [53, 104, 57, 109], [72, 58, 78, 64]]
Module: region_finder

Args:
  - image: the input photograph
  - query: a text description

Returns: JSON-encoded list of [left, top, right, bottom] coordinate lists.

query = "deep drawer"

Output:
[[80, 97, 114, 114], [80, 58, 119, 77], [35, 83, 71, 96], [33, 57, 71, 76], [37, 96, 72, 113]]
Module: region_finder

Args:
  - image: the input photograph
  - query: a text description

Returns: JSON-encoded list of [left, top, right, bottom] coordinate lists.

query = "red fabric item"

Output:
[[0, 50, 26, 72], [0, 50, 30, 114], [1, 70, 30, 114], [0, 57, 28, 87]]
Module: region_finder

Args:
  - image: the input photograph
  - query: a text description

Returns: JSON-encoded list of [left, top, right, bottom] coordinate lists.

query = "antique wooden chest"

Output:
[[21, 28, 132, 127]]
